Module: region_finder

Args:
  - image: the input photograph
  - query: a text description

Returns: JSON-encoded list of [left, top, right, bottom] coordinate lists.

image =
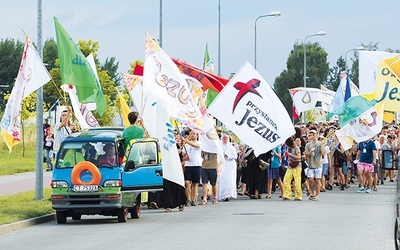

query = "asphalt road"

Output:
[[0, 176, 396, 250]]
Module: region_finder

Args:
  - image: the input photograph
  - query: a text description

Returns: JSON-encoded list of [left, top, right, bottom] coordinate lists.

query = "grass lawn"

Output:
[[0, 137, 54, 225], [0, 188, 53, 225], [0, 140, 47, 176]]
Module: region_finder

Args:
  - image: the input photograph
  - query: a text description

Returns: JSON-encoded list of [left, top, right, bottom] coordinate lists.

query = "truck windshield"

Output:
[[56, 141, 118, 168]]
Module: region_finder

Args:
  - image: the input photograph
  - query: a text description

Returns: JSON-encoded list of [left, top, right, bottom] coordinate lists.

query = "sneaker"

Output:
[[373, 187, 378, 191], [185, 200, 191, 207], [340, 184, 345, 191], [366, 188, 372, 193], [190, 201, 197, 206], [326, 184, 333, 191], [357, 187, 365, 193]]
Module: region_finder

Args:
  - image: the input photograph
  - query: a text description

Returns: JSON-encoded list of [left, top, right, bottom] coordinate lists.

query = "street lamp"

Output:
[[303, 31, 326, 123], [218, 0, 221, 76], [159, 0, 162, 47], [345, 46, 365, 72], [254, 11, 281, 69]]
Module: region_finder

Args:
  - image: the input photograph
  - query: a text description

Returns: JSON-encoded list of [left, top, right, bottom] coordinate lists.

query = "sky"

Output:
[[2, 0, 400, 86]]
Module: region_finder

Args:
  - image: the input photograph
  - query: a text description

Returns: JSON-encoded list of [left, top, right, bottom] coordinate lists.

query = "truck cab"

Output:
[[51, 129, 163, 224]]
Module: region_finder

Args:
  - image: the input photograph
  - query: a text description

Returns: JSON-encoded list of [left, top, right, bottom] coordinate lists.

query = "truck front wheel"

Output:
[[56, 211, 67, 224]]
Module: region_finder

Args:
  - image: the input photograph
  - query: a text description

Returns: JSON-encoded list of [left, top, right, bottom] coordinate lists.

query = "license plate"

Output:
[[73, 185, 98, 192]]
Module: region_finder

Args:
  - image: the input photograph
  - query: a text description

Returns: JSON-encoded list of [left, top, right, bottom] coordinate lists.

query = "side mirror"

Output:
[[382, 150, 398, 170], [124, 160, 136, 172]]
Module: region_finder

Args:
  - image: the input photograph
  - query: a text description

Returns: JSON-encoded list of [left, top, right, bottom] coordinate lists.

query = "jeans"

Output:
[[45, 148, 53, 170]]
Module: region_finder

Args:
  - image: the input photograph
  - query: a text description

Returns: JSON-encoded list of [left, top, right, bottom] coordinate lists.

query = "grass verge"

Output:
[[0, 188, 53, 225], [0, 141, 47, 176]]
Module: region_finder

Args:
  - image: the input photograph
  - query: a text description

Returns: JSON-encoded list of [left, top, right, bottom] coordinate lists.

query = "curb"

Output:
[[0, 213, 55, 236]]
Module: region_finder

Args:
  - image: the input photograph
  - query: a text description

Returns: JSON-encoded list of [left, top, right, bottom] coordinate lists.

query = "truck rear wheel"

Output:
[[72, 214, 81, 221], [131, 194, 141, 219], [117, 208, 128, 222], [130, 203, 140, 219], [56, 211, 67, 224]]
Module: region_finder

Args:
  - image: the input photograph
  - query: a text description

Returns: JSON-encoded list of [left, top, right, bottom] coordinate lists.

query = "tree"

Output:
[[0, 39, 24, 110], [326, 56, 345, 91], [274, 42, 329, 119], [43, 38, 58, 71], [101, 57, 121, 87]]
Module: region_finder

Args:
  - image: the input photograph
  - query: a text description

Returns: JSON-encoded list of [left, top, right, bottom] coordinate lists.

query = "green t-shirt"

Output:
[[123, 125, 145, 149]]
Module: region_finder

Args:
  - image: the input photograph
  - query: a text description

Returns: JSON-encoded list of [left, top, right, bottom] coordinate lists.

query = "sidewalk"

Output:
[[0, 171, 53, 197]]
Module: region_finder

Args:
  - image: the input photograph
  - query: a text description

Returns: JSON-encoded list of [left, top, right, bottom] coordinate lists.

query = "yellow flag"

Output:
[[383, 111, 396, 124], [116, 88, 131, 127], [374, 56, 400, 112]]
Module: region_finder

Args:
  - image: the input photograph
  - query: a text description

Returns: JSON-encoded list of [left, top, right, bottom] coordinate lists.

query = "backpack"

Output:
[[333, 143, 347, 167]]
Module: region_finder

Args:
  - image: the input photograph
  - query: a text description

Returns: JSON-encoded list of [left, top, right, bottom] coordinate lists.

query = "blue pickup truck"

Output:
[[51, 128, 163, 224]]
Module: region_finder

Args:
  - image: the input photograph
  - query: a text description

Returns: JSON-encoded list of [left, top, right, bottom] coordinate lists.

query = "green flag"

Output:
[[54, 17, 106, 116], [202, 43, 217, 107], [327, 95, 375, 127]]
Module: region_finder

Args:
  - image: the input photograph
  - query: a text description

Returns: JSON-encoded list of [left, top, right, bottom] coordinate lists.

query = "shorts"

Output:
[[267, 167, 280, 179], [322, 163, 329, 176], [201, 168, 217, 185], [307, 168, 322, 179], [357, 162, 374, 173], [184, 166, 201, 183], [342, 162, 348, 175]]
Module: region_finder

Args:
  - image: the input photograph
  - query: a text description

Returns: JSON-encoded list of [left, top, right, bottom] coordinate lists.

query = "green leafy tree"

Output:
[[274, 42, 329, 120], [0, 39, 24, 110], [326, 56, 345, 91], [43, 38, 58, 70], [101, 57, 121, 87]]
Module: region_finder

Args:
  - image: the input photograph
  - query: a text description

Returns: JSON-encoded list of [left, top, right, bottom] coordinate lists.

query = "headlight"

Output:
[[104, 180, 122, 187], [51, 181, 68, 188]]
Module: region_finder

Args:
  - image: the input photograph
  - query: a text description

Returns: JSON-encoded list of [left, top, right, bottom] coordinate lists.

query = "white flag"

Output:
[[289, 87, 334, 113], [208, 62, 295, 156], [359, 50, 400, 94], [1, 37, 51, 151], [22, 38, 51, 98], [62, 84, 99, 129], [143, 32, 203, 132], [329, 72, 360, 112], [155, 100, 185, 187], [124, 73, 158, 136], [335, 102, 384, 150]]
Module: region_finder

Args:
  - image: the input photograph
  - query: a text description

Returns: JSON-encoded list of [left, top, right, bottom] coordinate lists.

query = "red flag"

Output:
[[172, 58, 228, 92], [292, 104, 299, 121], [133, 63, 144, 76]]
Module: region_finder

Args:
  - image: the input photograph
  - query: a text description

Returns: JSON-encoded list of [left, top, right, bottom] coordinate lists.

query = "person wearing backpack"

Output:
[[332, 136, 347, 191]]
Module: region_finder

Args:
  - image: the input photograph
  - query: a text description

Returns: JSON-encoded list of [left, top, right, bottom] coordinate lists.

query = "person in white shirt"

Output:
[[182, 131, 202, 206], [53, 107, 72, 159]]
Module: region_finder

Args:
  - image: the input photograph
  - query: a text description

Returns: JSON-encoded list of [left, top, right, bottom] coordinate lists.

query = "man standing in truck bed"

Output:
[[123, 111, 145, 149]]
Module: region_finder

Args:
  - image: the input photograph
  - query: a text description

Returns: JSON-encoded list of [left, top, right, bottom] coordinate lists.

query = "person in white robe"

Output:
[[218, 133, 238, 201]]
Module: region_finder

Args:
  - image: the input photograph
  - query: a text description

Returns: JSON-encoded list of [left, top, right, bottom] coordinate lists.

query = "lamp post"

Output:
[[254, 11, 281, 70], [303, 31, 326, 123], [218, 0, 221, 76], [159, 0, 162, 47], [345, 46, 365, 73]]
